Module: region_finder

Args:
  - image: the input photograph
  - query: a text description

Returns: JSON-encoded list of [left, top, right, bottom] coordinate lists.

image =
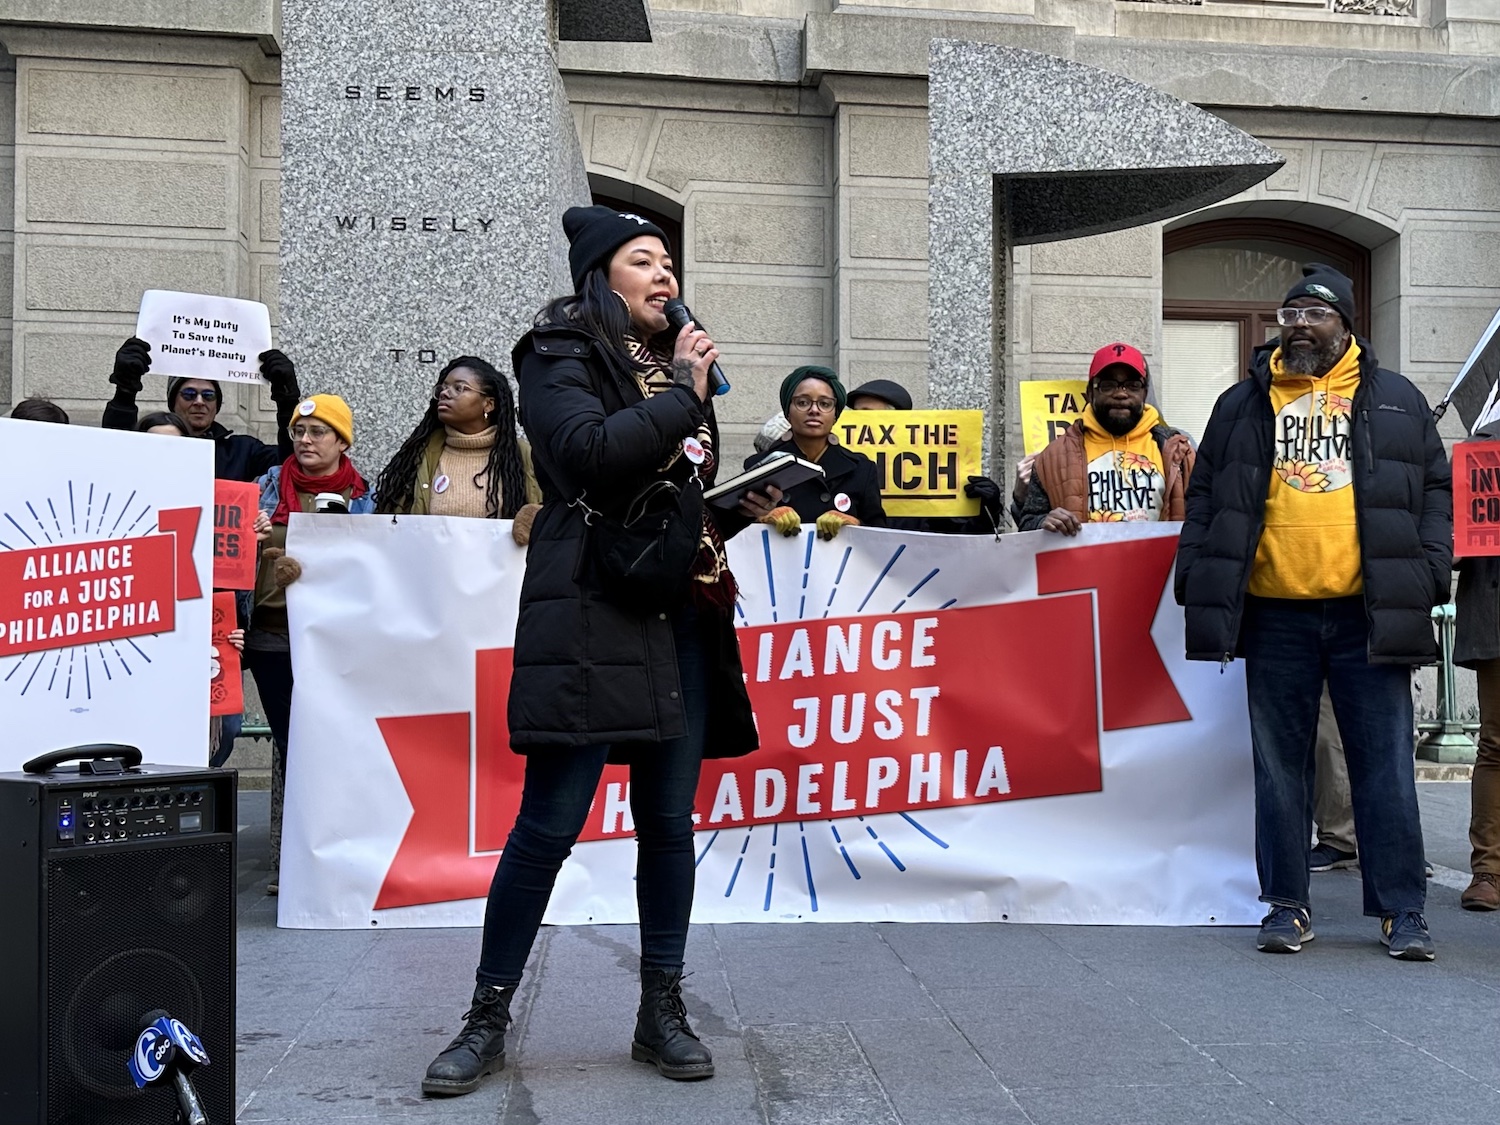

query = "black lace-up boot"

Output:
[[631, 969, 714, 1080], [422, 983, 516, 1096]]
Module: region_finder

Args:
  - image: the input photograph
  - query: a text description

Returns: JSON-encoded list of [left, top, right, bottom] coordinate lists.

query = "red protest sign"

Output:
[[1453, 440, 1500, 557], [210, 591, 243, 716], [213, 480, 260, 589]]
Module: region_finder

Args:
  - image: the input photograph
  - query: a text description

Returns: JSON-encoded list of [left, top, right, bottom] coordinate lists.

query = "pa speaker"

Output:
[[0, 758, 236, 1124]]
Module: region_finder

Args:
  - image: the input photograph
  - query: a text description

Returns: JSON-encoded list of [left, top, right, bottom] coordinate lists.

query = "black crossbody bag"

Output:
[[569, 474, 704, 611]]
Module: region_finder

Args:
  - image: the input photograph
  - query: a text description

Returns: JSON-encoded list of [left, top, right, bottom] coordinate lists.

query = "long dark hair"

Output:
[[374, 357, 527, 518], [537, 267, 674, 374]]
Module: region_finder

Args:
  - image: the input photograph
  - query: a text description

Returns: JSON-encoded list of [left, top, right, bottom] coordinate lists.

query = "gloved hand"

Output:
[[815, 510, 859, 541], [109, 337, 152, 397], [964, 474, 1002, 520], [258, 349, 302, 405], [511, 503, 542, 546], [262, 547, 302, 588], [761, 506, 802, 538]]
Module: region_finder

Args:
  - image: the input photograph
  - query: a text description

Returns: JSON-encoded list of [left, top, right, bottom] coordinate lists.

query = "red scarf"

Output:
[[270, 455, 367, 526]]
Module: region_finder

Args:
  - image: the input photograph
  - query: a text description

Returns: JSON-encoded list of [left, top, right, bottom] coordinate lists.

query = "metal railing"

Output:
[[1415, 603, 1478, 763]]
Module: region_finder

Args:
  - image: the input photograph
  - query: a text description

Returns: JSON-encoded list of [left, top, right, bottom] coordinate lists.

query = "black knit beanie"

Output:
[[780, 365, 847, 417], [848, 378, 913, 411], [563, 205, 669, 292], [1283, 264, 1356, 330], [167, 376, 225, 412]]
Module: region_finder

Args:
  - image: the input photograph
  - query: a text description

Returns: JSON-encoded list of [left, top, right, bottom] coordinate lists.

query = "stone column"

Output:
[[927, 39, 1284, 473], [279, 0, 593, 470], [0, 46, 14, 410]]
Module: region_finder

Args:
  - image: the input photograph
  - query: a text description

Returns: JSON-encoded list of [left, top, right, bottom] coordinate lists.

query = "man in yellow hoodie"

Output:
[[1017, 342, 1195, 533], [1176, 264, 1451, 962]]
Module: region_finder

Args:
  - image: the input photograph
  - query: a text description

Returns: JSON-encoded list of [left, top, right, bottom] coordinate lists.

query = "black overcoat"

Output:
[[1174, 339, 1451, 665], [506, 323, 758, 759]]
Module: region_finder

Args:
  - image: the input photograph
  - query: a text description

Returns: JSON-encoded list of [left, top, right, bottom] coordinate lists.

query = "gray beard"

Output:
[[1281, 335, 1349, 377]]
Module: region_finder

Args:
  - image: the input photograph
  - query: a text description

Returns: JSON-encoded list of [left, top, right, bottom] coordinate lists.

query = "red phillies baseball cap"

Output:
[[1088, 342, 1148, 381]]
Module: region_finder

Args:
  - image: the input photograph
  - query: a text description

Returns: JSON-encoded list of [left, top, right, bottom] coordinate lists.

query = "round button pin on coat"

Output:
[[433, 474, 450, 495], [835, 493, 851, 513]]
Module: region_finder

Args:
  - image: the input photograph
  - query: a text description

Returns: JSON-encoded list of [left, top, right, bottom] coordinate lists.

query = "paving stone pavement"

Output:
[[233, 784, 1500, 1124]]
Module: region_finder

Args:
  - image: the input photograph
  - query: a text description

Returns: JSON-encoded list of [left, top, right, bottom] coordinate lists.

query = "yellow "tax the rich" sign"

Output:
[[835, 410, 983, 517], [1019, 380, 1087, 455]]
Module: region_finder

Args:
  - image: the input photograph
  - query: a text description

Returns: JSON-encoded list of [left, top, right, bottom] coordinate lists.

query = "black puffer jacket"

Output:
[[506, 322, 757, 759], [1175, 339, 1451, 665]]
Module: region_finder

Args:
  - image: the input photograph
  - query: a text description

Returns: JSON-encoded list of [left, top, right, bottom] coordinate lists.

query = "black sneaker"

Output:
[[1256, 906, 1314, 953], [1309, 843, 1357, 872], [1380, 912, 1435, 961]]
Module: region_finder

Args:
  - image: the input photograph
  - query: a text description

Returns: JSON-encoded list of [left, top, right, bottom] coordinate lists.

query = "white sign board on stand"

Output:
[[135, 290, 273, 385], [0, 419, 215, 770]]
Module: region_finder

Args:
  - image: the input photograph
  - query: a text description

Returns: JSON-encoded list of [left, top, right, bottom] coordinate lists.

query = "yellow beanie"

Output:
[[291, 394, 354, 447]]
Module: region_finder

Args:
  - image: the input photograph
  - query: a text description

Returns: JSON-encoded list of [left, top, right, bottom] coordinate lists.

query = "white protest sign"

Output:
[[0, 419, 215, 770], [136, 290, 273, 385]]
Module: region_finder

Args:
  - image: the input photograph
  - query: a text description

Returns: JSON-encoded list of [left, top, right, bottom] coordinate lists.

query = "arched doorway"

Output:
[[1159, 219, 1371, 440]]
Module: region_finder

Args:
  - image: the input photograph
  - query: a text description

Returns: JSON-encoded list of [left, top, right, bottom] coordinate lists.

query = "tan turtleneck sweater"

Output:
[[429, 426, 497, 518]]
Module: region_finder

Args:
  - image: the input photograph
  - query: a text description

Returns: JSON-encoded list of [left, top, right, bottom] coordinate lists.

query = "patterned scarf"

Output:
[[625, 335, 737, 612]]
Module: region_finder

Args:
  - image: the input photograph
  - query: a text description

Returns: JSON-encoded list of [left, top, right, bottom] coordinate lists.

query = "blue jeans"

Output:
[[1243, 596, 1426, 918], [477, 609, 708, 986]]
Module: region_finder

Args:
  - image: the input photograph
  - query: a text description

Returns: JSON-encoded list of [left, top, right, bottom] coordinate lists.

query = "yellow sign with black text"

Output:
[[835, 410, 983, 517], [1020, 380, 1087, 455]]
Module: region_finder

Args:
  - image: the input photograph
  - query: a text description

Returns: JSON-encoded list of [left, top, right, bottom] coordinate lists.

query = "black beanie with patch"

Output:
[[563, 205, 670, 292], [1284, 264, 1356, 331]]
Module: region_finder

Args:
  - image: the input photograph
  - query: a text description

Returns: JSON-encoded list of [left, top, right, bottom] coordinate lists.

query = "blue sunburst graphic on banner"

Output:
[[1, 480, 161, 703], [710, 527, 971, 915]]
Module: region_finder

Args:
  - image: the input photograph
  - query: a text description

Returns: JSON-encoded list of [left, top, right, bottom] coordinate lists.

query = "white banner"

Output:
[[278, 516, 1259, 929], [136, 289, 272, 385], [1, 419, 214, 770]]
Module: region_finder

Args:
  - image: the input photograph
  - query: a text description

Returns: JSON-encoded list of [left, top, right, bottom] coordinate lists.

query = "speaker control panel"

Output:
[[50, 780, 220, 848]]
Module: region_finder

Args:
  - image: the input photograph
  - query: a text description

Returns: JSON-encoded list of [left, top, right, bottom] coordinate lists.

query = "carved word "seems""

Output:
[[344, 85, 486, 102]]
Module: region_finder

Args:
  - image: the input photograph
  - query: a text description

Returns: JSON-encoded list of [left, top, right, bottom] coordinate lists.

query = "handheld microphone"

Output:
[[662, 298, 731, 397], [129, 1010, 211, 1125]]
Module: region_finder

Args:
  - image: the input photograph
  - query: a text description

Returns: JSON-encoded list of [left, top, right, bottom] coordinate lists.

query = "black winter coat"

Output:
[[1175, 339, 1451, 665], [103, 395, 294, 481], [506, 323, 758, 759], [744, 440, 888, 527]]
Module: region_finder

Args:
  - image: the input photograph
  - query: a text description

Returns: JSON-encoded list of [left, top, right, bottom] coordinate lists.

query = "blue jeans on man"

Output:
[[1243, 595, 1426, 918]]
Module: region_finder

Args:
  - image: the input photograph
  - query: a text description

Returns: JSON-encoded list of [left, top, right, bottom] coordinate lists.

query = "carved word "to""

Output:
[[344, 85, 486, 102], [335, 216, 495, 233]]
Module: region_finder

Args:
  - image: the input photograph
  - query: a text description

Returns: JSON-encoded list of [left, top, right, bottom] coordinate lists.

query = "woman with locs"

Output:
[[423, 207, 770, 1097], [374, 356, 542, 528]]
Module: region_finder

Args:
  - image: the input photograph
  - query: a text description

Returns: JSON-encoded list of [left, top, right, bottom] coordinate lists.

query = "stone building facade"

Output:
[[1, 0, 1497, 472]]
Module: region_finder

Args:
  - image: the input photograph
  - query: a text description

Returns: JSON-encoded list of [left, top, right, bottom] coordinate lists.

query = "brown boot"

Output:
[[1462, 873, 1500, 911]]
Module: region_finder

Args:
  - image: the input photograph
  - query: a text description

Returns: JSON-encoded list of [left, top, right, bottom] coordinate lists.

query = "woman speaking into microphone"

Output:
[[423, 207, 761, 1097]]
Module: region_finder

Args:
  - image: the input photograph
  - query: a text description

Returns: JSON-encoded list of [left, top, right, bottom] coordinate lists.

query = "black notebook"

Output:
[[703, 452, 825, 510]]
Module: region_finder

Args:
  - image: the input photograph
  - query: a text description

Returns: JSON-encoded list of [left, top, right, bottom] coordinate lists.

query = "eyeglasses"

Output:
[[176, 388, 218, 403], [1093, 377, 1145, 394], [289, 424, 335, 441], [1276, 306, 1338, 327], [790, 396, 837, 413], [435, 380, 482, 399]]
